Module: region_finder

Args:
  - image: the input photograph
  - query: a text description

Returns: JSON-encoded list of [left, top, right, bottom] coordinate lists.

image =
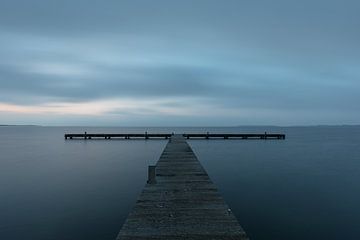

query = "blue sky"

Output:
[[0, 0, 359, 126]]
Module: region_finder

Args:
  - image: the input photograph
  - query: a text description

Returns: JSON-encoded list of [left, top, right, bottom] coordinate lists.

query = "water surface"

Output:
[[0, 126, 359, 239]]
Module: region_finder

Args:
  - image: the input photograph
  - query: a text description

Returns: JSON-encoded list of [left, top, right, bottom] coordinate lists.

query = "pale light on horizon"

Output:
[[0, 0, 359, 126]]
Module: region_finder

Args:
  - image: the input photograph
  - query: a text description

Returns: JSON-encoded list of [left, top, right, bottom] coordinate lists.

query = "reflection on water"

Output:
[[0, 126, 359, 239]]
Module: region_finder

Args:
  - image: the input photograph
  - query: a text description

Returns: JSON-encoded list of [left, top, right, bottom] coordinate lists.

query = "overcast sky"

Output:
[[0, 0, 359, 126]]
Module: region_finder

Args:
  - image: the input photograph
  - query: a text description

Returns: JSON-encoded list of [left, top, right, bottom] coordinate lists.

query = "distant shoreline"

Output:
[[0, 125, 40, 127], [0, 124, 359, 128]]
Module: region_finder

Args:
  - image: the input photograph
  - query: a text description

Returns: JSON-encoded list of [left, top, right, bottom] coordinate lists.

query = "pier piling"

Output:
[[147, 165, 156, 184]]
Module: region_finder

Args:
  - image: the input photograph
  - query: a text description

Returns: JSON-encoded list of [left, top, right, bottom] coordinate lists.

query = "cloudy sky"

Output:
[[0, 0, 359, 126]]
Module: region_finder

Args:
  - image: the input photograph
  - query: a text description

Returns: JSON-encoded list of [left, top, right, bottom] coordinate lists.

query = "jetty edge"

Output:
[[64, 132, 285, 140], [116, 134, 249, 240]]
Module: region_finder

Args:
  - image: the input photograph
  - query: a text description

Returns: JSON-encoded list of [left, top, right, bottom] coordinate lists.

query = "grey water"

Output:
[[0, 126, 359, 240]]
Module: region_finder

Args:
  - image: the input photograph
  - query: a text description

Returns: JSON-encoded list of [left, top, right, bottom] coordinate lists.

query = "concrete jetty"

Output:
[[116, 135, 248, 240]]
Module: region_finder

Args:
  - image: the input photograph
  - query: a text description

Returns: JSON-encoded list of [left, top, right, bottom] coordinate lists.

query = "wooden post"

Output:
[[84, 131, 87, 140], [145, 131, 149, 139], [147, 166, 156, 184]]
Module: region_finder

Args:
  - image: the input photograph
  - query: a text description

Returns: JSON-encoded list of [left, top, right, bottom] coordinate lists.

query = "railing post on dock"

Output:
[[145, 131, 149, 140], [206, 132, 209, 139], [147, 166, 156, 184], [84, 131, 87, 140]]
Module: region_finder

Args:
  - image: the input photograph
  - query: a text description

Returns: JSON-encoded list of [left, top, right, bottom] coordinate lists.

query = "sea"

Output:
[[0, 126, 359, 240]]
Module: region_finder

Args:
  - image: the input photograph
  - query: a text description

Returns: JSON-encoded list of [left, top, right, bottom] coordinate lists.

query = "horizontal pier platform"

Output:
[[116, 135, 248, 240], [64, 133, 285, 140], [183, 133, 285, 139], [64, 133, 172, 139]]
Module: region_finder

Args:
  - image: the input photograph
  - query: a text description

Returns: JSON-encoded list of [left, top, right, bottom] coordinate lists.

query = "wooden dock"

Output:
[[183, 133, 285, 139], [64, 133, 172, 140], [64, 132, 285, 140], [116, 135, 248, 240]]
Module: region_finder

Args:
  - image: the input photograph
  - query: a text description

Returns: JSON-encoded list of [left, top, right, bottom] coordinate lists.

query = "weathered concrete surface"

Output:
[[117, 135, 248, 240]]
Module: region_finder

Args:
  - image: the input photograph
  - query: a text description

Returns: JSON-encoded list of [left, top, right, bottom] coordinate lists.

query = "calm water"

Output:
[[0, 126, 359, 240]]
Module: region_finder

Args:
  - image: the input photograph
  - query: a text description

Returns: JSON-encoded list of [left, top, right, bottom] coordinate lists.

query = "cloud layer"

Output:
[[0, 0, 359, 125]]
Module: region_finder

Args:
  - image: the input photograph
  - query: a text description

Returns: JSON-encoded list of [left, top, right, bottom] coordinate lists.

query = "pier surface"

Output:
[[64, 133, 172, 140], [64, 132, 285, 140], [116, 135, 248, 240]]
